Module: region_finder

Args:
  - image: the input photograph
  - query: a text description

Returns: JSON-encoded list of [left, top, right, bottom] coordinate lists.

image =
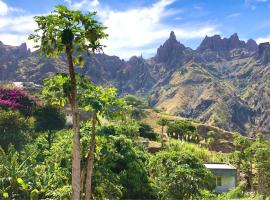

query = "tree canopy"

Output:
[[150, 151, 214, 199], [29, 5, 107, 58]]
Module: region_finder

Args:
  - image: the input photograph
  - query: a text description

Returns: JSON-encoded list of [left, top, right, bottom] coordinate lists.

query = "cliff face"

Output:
[[258, 42, 270, 64], [0, 42, 30, 81], [155, 31, 188, 66], [197, 33, 257, 52], [0, 32, 269, 136]]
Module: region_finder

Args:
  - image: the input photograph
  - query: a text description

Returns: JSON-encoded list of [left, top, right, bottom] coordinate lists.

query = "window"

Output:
[[216, 176, 222, 186]]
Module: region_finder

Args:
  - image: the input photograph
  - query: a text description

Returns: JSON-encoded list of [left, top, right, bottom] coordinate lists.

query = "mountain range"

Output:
[[0, 32, 269, 137]]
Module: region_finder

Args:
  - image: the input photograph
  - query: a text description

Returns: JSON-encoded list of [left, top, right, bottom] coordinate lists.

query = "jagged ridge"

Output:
[[0, 32, 269, 136]]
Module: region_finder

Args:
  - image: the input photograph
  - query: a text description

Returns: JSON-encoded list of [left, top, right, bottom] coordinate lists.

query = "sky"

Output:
[[1, 0, 270, 59]]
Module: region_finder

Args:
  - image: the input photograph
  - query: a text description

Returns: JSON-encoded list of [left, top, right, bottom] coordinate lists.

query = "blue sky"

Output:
[[1, 0, 270, 58]]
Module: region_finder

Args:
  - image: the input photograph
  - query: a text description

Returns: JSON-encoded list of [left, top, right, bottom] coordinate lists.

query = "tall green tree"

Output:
[[167, 120, 199, 143], [34, 105, 66, 149], [29, 5, 107, 199], [42, 73, 126, 199], [157, 118, 169, 145], [231, 133, 270, 195], [78, 77, 126, 200], [252, 134, 270, 196], [149, 151, 214, 199], [231, 133, 253, 190]]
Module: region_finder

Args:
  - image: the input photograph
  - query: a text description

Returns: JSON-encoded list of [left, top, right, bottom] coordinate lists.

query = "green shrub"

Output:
[[164, 140, 210, 162], [0, 110, 34, 151], [215, 183, 264, 200], [149, 151, 215, 200], [97, 125, 116, 136], [115, 121, 139, 138], [138, 122, 158, 141]]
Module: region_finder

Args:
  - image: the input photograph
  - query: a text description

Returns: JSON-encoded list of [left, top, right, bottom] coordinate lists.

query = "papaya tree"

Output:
[[29, 5, 107, 199], [42, 73, 127, 199], [80, 85, 127, 200]]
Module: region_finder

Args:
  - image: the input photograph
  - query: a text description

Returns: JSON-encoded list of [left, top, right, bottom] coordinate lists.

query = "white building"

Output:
[[63, 106, 93, 127], [204, 163, 237, 193]]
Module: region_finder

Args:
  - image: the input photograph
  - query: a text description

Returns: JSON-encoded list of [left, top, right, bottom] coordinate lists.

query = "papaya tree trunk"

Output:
[[84, 112, 97, 200], [66, 45, 81, 200], [81, 165, 86, 197]]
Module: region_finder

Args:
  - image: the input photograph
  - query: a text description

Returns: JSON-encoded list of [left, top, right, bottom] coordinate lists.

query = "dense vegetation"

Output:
[[0, 5, 270, 200], [1, 83, 270, 200]]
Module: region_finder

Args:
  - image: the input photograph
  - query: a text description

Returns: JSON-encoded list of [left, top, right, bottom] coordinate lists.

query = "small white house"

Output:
[[204, 163, 237, 193]]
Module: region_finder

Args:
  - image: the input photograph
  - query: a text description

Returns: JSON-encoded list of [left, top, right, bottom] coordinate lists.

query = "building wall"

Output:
[[214, 176, 236, 193], [66, 113, 73, 126]]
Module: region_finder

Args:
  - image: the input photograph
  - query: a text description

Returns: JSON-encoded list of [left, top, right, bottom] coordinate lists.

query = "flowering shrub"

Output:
[[0, 87, 35, 116]]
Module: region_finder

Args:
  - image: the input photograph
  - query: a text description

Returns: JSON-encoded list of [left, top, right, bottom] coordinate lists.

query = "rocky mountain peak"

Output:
[[128, 56, 144, 65], [229, 33, 239, 40], [155, 31, 186, 64], [197, 33, 256, 52], [197, 34, 223, 52], [246, 39, 258, 52], [227, 33, 245, 49], [169, 31, 177, 41], [19, 42, 27, 50], [15, 43, 30, 58]]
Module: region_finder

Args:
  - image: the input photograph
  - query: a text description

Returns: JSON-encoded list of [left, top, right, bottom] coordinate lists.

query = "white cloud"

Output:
[[8, 7, 26, 14], [246, 0, 268, 4], [0, 0, 26, 16], [256, 35, 270, 44], [227, 13, 240, 18], [0, 32, 36, 51], [0, 33, 27, 45], [0, 0, 35, 48], [65, 0, 99, 10], [0, 0, 8, 16], [0, 0, 219, 59], [0, 14, 37, 49], [245, 0, 268, 10], [67, 0, 219, 59], [0, 15, 36, 33], [174, 16, 183, 20]]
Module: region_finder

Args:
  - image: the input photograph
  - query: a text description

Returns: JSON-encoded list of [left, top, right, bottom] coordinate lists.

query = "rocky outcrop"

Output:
[[246, 39, 258, 52], [226, 33, 246, 50], [197, 35, 224, 52], [122, 56, 155, 93], [154, 31, 187, 65], [0, 42, 30, 81], [258, 42, 270, 64], [197, 33, 257, 52]]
